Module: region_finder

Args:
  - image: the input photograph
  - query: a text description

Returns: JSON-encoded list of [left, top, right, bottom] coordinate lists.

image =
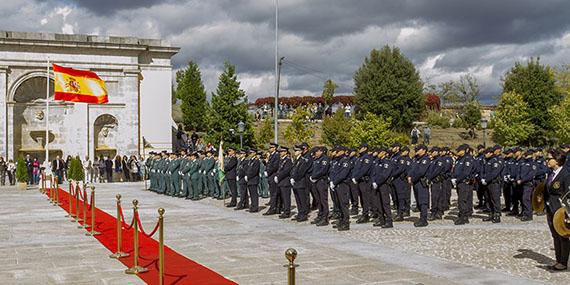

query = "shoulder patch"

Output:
[[406, 161, 411, 166], [422, 160, 427, 164], [493, 163, 498, 167], [466, 162, 470, 167], [437, 162, 442, 166]]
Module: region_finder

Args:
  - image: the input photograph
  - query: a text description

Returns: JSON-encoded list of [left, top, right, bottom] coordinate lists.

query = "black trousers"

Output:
[[430, 181, 444, 214], [330, 185, 340, 215], [379, 184, 393, 222], [358, 181, 372, 216], [476, 182, 487, 206], [238, 182, 249, 208], [547, 211, 570, 266], [390, 183, 398, 208], [394, 178, 411, 214], [293, 187, 309, 218], [336, 182, 350, 224], [503, 182, 513, 210], [457, 182, 473, 218], [268, 176, 280, 211], [247, 184, 259, 211], [444, 178, 452, 209], [279, 186, 292, 215], [349, 183, 360, 208], [228, 179, 237, 205], [315, 179, 329, 219], [512, 184, 523, 213], [521, 183, 534, 218], [309, 182, 319, 209], [488, 182, 502, 214], [414, 182, 429, 222]]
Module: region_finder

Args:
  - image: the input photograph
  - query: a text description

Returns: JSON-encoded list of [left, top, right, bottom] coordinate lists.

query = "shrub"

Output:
[[426, 111, 450, 128], [15, 157, 29, 183]]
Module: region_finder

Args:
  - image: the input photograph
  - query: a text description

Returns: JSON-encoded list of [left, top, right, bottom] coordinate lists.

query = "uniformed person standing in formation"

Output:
[[309, 146, 330, 226], [290, 143, 312, 222]]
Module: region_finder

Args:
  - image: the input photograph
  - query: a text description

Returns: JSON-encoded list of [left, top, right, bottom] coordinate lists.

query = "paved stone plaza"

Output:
[[1, 182, 568, 284]]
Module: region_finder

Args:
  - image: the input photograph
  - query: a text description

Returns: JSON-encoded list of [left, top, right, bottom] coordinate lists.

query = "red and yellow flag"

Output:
[[53, 64, 108, 104]]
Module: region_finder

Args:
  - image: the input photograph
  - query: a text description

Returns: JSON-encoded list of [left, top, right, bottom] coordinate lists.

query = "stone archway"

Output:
[[9, 74, 62, 160], [94, 114, 118, 159]]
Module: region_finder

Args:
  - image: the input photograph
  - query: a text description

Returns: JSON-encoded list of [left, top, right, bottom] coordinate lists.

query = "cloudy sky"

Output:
[[2, 0, 570, 103]]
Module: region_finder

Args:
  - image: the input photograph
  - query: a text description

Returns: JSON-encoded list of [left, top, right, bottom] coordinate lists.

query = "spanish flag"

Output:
[[53, 64, 108, 104]]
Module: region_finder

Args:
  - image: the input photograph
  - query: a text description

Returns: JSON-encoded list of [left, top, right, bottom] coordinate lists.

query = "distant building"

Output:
[[0, 31, 180, 160]]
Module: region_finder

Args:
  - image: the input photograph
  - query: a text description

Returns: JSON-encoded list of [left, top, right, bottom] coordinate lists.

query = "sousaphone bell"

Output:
[[531, 182, 545, 213], [553, 192, 570, 238]]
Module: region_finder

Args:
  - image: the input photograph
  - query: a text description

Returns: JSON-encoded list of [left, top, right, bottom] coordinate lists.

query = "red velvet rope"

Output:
[[120, 204, 136, 230], [136, 211, 160, 238]]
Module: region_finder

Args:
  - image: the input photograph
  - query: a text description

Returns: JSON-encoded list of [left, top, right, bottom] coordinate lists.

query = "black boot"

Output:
[[356, 214, 370, 224], [492, 214, 501, 223], [381, 220, 393, 228]]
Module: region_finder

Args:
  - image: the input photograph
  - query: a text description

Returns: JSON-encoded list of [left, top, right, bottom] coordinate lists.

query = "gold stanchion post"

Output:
[[285, 248, 298, 285], [78, 183, 88, 229], [66, 180, 74, 218], [49, 176, 55, 204], [54, 176, 60, 206], [73, 181, 83, 223], [85, 186, 100, 236], [110, 194, 129, 258], [125, 200, 148, 274], [158, 208, 165, 285]]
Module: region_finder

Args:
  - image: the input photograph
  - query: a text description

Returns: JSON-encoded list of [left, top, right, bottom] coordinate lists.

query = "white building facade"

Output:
[[0, 31, 179, 161]]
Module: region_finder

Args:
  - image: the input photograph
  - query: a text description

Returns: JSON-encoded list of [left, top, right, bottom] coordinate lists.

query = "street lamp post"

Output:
[[480, 119, 488, 147], [238, 121, 245, 149]]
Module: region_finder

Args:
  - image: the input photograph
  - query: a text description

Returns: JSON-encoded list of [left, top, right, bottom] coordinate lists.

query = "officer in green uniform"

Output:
[[202, 151, 215, 197], [197, 152, 207, 197], [180, 153, 193, 198], [189, 153, 201, 200], [258, 151, 270, 198], [146, 153, 155, 191], [212, 154, 222, 199], [158, 152, 169, 194], [176, 151, 188, 197], [168, 153, 182, 196]]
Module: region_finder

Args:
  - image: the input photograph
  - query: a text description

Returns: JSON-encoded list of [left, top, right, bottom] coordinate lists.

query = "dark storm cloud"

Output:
[[16, 0, 570, 102]]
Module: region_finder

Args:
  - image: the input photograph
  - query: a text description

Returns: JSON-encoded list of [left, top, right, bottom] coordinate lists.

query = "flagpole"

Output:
[[45, 59, 50, 174]]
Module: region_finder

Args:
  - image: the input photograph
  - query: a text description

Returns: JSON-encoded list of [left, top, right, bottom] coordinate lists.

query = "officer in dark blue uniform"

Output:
[[264, 143, 281, 215], [517, 149, 538, 221], [330, 147, 352, 231], [440, 147, 454, 211], [309, 146, 330, 226], [393, 146, 412, 221], [224, 147, 238, 207], [348, 149, 360, 216], [290, 143, 313, 222], [235, 150, 249, 210], [452, 144, 477, 225], [389, 143, 402, 209], [407, 144, 431, 227], [501, 149, 515, 213], [508, 147, 524, 216], [534, 148, 548, 186], [328, 147, 341, 220], [352, 144, 374, 224], [275, 147, 293, 219], [245, 149, 261, 213], [474, 145, 487, 210], [481, 145, 504, 223], [426, 147, 445, 220], [371, 148, 395, 228]]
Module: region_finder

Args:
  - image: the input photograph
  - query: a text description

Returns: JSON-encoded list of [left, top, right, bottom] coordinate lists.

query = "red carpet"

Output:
[[45, 187, 237, 285]]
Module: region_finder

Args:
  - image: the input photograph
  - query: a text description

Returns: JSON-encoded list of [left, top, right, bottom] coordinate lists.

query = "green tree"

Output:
[[321, 109, 352, 146], [284, 107, 314, 145], [353, 46, 424, 130], [349, 113, 407, 148], [176, 61, 208, 131], [206, 62, 254, 149], [15, 157, 29, 183], [66, 157, 85, 182], [493, 91, 535, 146], [549, 94, 570, 144], [503, 58, 562, 145], [256, 118, 274, 147], [437, 74, 480, 107], [321, 79, 338, 109], [461, 101, 482, 138]]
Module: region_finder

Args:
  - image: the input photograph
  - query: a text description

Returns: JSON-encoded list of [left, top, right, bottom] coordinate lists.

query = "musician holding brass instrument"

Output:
[[544, 149, 570, 271]]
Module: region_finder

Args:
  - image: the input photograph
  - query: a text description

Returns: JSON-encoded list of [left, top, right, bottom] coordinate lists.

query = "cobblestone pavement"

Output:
[[0, 182, 564, 284]]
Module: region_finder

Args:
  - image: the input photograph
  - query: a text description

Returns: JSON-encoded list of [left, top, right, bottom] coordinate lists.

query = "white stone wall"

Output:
[[0, 32, 179, 160]]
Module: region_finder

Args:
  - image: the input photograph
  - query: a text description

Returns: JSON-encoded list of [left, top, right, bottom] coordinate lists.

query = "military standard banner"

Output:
[[53, 64, 108, 104]]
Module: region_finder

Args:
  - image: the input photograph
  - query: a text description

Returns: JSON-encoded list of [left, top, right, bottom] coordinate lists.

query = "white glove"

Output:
[[352, 178, 357, 184], [274, 176, 278, 183], [211, 172, 214, 177], [481, 179, 487, 185], [329, 181, 335, 189], [178, 171, 182, 175], [236, 176, 240, 182], [290, 178, 295, 185], [451, 178, 457, 187], [309, 177, 317, 183], [503, 176, 508, 182], [372, 182, 378, 189], [264, 171, 268, 177], [245, 176, 249, 182]]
